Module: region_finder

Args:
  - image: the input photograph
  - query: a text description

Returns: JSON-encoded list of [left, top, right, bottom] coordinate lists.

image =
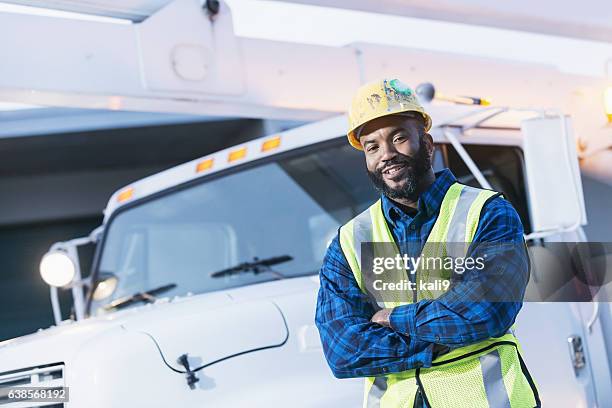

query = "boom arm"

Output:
[[4, 0, 612, 42], [0, 0, 610, 154]]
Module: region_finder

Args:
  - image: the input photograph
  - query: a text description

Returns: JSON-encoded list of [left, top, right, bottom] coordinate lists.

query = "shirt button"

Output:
[[410, 225, 416, 231], [382, 367, 388, 373], [435, 335, 441, 342]]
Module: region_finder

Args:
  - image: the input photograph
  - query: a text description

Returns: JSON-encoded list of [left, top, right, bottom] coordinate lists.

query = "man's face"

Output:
[[359, 114, 433, 201]]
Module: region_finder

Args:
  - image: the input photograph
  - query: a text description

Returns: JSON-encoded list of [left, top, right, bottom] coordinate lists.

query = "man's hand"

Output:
[[370, 308, 393, 327]]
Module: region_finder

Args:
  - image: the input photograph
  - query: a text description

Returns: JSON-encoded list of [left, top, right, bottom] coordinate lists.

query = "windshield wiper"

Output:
[[210, 255, 293, 279], [103, 283, 177, 311]]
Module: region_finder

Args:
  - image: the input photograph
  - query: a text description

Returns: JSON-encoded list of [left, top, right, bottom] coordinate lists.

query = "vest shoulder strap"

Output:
[[339, 183, 503, 293], [339, 200, 381, 291], [438, 183, 502, 244]]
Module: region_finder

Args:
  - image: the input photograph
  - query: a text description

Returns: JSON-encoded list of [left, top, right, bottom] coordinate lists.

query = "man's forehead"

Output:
[[357, 113, 422, 139]]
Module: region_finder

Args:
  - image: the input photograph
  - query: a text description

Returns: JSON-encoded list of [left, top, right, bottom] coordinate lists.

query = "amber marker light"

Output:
[[117, 187, 134, 203], [261, 136, 281, 152], [604, 87, 612, 123], [228, 147, 247, 162], [196, 158, 214, 173]]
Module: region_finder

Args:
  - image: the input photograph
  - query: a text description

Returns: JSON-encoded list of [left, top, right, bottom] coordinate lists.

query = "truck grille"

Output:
[[0, 363, 65, 407]]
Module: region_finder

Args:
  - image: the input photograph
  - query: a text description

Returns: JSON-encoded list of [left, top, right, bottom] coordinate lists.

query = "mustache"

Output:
[[376, 155, 417, 175]]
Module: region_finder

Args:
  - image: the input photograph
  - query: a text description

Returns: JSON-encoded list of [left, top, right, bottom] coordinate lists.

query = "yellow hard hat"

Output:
[[347, 79, 432, 150]]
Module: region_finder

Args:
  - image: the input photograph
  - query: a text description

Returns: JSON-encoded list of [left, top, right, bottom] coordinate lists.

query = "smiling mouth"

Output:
[[382, 164, 407, 177]]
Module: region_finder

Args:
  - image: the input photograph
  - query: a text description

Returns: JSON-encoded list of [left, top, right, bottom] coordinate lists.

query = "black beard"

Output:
[[367, 139, 431, 201]]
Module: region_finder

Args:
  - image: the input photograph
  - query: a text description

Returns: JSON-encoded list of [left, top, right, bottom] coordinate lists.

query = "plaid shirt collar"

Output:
[[381, 168, 457, 227]]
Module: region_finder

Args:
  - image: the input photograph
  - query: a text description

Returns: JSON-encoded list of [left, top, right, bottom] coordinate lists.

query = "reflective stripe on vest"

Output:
[[338, 182, 540, 408], [340, 183, 495, 306]]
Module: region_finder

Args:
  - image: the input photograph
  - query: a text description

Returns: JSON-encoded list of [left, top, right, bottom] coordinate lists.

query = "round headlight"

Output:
[[40, 251, 76, 287]]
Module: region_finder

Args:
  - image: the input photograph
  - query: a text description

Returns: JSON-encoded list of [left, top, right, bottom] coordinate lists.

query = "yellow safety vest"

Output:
[[339, 182, 540, 408]]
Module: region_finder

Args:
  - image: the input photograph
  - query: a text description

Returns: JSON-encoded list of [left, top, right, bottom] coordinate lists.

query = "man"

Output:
[[315, 79, 540, 407]]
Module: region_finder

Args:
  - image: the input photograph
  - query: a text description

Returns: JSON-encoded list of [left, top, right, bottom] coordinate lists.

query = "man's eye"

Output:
[[393, 135, 406, 143], [366, 145, 378, 153]]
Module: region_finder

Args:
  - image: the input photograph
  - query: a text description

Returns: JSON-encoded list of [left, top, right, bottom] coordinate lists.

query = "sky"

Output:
[[0, 0, 611, 110]]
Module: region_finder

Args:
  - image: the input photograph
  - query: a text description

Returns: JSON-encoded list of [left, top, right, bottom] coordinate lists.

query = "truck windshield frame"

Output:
[[85, 135, 530, 316], [85, 137, 377, 316]]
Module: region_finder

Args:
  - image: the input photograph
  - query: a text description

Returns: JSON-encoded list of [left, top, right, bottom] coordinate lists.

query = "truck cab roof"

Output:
[[103, 105, 530, 221]]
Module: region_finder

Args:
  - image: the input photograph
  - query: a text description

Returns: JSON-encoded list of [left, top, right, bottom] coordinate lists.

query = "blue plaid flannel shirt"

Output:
[[314, 168, 529, 378]]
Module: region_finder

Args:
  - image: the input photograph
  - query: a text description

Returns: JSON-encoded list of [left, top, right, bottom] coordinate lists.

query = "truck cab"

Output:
[[0, 105, 610, 407]]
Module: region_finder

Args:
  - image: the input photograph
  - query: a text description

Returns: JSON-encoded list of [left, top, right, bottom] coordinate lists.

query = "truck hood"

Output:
[[122, 299, 288, 373], [0, 277, 315, 375]]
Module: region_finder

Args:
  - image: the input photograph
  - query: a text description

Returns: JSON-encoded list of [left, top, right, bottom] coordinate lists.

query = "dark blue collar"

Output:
[[381, 168, 457, 226]]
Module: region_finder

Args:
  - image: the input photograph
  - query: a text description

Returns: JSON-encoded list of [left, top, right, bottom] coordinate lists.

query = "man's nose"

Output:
[[379, 143, 398, 162]]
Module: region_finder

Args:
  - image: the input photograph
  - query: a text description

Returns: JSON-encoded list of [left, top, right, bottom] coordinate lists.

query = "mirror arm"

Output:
[[44, 226, 104, 323], [50, 286, 62, 325]]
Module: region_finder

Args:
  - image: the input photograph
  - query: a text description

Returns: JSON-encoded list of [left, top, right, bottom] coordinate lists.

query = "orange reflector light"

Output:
[[261, 136, 281, 152], [228, 147, 247, 162], [605, 87, 612, 122], [108, 96, 122, 110], [117, 187, 134, 203], [196, 158, 214, 173]]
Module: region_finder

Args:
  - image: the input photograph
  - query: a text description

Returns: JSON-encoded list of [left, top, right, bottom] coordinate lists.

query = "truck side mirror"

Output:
[[92, 272, 119, 301], [521, 115, 587, 239]]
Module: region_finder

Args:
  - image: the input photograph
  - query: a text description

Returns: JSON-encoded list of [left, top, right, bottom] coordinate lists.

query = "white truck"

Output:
[[1, 1, 612, 407], [1, 103, 611, 407]]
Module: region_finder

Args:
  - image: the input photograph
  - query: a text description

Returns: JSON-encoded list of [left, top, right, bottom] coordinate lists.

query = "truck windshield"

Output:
[[90, 140, 378, 313]]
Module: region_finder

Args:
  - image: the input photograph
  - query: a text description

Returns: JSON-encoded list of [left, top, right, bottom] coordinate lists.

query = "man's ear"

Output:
[[423, 132, 434, 157]]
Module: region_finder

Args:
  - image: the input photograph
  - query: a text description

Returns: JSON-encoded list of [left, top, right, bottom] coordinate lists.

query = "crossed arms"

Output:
[[314, 197, 529, 378]]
